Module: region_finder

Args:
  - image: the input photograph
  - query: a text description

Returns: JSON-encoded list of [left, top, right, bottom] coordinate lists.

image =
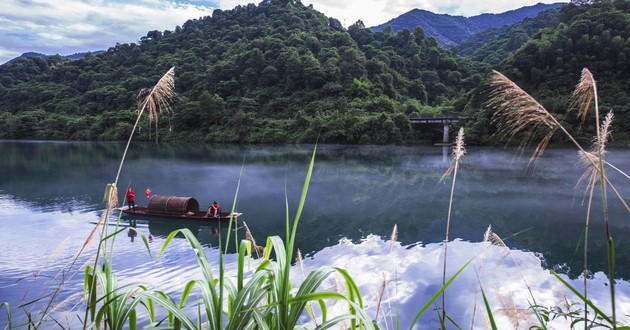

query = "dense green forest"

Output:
[[0, 0, 629, 145], [465, 0, 630, 144]]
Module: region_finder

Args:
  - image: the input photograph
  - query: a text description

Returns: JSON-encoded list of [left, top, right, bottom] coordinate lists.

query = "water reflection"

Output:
[[0, 141, 629, 278], [116, 217, 242, 251]]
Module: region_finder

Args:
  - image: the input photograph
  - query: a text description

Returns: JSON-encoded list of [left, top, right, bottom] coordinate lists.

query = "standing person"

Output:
[[126, 188, 136, 211]]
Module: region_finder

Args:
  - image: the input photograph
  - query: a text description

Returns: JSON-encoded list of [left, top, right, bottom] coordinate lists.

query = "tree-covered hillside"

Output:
[[464, 0, 630, 144], [457, 7, 563, 66], [1, 0, 629, 146], [370, 3, 564, 47], [0, 0, 485, 144]]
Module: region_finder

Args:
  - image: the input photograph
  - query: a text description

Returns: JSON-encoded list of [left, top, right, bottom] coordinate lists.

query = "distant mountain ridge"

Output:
[[370, 2, 565, 47], [8, 50, 105, 63]]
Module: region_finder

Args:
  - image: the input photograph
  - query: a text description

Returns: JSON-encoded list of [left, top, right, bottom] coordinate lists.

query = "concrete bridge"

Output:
[[408, 115, 471, 143]]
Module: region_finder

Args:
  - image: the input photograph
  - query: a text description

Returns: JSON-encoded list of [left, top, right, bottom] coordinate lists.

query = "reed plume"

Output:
[[389, 224, 398, 253], [482, 225, 507, 248], [114, 67, 176, 187], [577, 111, 613, 190], [440, 127, 466, 321], [244, 221, 263, 258], [571, 68, 597, 123], [486, 70, 563, 163], [496, 294, 532, 328]]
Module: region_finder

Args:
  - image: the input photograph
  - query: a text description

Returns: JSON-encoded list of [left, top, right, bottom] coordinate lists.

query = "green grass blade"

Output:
[[1, 302, 12, 329], [409, 256, 475, 329], [287, 145, 316, 256], [552, 272, 613, 325], [226, 271, 272, 330], [237, 239, 251, 290], [159, 228, 216, 284], [287, 267, 337, 325], [128, 309, 136, 330], [479, 284, 498, 330], [313, 300, 377, 330], [137, 290, 197, 329]]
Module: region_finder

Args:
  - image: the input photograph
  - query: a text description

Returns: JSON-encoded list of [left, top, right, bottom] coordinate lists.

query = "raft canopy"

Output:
[[147, 195, 200, 213]]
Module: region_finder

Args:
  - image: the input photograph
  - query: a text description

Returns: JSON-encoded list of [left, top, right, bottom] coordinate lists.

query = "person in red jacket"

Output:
[[126, 188, 136, 211], [206, 201, 221, 218]]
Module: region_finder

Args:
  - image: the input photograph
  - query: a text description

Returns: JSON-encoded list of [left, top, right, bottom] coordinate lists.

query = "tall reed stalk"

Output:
[[440, 127, 466, 322], [577, 111, 614, 328], [82, 67, 176, 329], [573, 70, 616, 328]]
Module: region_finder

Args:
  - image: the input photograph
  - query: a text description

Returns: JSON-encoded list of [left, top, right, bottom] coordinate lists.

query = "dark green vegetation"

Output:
[[0, 0, 629, 145], [465, 0, 630, 145]]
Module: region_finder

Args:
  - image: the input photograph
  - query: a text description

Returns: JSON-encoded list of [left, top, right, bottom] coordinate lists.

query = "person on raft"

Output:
[[206, 201, 221, 218]]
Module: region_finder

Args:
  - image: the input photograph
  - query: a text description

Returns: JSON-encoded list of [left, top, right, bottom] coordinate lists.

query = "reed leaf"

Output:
[[310, 299, 376, 330], [1, 302, 13, 329], [296, 248, 319, 325], [237, 239, 251, 290], [178, 279, 222, 325], [226, 270, 273, 330], [410, 257, 475, 329], [136, 290, 197, 329], [157, 228, 224, 327]]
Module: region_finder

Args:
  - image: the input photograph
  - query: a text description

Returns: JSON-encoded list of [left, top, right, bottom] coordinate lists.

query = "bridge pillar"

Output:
[[442, 124, 450, 144]]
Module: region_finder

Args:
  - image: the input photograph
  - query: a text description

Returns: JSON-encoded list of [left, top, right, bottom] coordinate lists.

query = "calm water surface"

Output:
[[0, 141, 629, 325]]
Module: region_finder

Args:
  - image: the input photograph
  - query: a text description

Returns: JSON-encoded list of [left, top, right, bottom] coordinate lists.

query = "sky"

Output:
[[0, 0, 568, 64]]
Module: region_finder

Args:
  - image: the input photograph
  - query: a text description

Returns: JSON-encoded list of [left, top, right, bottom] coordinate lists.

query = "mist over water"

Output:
[[0, 141, 628, 326]]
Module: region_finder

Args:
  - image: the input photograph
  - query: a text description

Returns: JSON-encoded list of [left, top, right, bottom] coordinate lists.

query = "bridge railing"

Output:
[[408, 115, 472, 125]]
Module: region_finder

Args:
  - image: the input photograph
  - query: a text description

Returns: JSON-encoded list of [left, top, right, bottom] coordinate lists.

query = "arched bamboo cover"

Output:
[[147, 195, 200, 213]]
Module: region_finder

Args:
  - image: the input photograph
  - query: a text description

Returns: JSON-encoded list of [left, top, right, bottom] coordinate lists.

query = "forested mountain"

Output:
[[1, 0, 629, 145], [456, 8, 563, 65], [370, 3, 564, 47], [464, 0, 630, 144], [0, 0, 485, 144]]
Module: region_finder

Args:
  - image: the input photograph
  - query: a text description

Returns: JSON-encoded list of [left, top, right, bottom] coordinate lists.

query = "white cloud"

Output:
[[245, 0, 569, 26], [0, 0, 568, 64], [0, 0, 217, 63]]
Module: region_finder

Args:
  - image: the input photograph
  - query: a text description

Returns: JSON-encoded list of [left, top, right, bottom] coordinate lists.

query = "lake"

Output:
[[1, 141, 629, 327]]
